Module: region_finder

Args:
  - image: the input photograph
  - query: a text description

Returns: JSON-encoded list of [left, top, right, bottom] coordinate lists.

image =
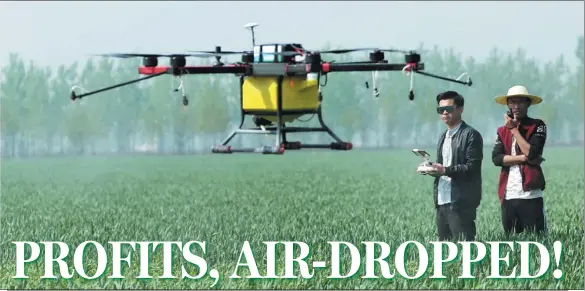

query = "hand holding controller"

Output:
[[412, 149, 436, 175]]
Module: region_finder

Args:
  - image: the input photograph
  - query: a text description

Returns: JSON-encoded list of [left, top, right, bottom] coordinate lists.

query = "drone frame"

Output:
[[70, 48, 472, 155]]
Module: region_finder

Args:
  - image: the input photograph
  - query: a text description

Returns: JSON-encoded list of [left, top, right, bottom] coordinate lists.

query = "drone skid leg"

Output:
[[212, 113, 353, 154], [212, 145, 284, 155], [278, 107, 352, 151], [212, 127, 285, 155], [212, 126, 285, 155], [212, 123, 351, 153], [297, 142, 353, 151]]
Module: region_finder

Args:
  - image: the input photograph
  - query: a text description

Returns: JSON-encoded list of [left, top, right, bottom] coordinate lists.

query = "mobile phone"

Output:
[[506, 110, 514, 119]]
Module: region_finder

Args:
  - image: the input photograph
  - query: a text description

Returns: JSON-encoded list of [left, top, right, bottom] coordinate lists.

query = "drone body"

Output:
[[71, 23, 473, 155]]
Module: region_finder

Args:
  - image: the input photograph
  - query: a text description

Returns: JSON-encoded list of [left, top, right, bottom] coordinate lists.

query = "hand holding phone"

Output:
[[505, 110, 519, 129]]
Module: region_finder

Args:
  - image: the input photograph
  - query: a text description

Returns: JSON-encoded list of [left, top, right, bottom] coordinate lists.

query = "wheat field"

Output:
[[1, 147, 583, 289]]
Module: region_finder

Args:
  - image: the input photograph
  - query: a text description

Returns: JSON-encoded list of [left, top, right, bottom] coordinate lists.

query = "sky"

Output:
[[0, 1, 583, 70]]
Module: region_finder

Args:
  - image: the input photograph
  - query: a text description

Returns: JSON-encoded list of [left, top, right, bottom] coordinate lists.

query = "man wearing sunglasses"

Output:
[[427, 91, 484, 241], [492, 85, 547, 236]]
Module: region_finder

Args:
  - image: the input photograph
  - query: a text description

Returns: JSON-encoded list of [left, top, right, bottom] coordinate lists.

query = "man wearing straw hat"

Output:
[[492, 85, 548, 235]]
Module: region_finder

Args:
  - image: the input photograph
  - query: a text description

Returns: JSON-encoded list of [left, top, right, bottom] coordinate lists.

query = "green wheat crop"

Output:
[[1, 147, 583, 289]]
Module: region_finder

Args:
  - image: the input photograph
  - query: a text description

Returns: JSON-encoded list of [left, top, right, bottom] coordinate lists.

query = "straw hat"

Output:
[[494, 85, 542, 105]]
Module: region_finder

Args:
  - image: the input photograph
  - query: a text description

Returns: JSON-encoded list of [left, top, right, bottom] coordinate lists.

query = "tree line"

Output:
[[1, 36, 583, 158]]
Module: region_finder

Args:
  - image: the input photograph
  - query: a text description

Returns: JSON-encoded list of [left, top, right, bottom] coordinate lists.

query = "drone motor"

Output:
[[213, 46, 224, 66], [305, 52, 322, 72], [170, 55, 187, 68], [241, 52, 254, 63], [369, 50, 385, 63], [143, 56, 158, 67], [405, 52, 421, 65]]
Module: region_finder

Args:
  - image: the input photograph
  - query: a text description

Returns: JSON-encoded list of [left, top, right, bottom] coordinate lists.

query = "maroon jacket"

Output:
[[491, 117, 547, 203]]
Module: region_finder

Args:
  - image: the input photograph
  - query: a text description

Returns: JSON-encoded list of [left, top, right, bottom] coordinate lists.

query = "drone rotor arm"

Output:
[[138, 65, 247, 75], [414, 70, 473, 86], [70, 71, 167, 101], [322, 62, 424, 73], [320, 60, 472, 102]]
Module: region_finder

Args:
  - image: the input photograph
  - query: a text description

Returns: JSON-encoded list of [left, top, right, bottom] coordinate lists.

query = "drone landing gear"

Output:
[[212, 108, 353, 155], [212, 76, 352, 155], [278, 108, 353, 151]]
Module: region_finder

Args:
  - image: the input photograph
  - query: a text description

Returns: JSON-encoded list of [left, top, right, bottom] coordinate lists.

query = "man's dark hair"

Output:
[[436, 91, 464, 107]]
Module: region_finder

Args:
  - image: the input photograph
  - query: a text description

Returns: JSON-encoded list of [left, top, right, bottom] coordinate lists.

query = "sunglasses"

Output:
[[437, 106, 456, 114]]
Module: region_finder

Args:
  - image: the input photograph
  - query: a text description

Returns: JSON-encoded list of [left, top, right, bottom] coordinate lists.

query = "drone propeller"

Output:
[[287, 47, 411, 55], [308, 48, 410, 55], [93, 53, 217, 58], [186, 47, 410, 58], [186, 50, 302, 58], [311, 48, 378, 54], [187, 50, 249, 55]]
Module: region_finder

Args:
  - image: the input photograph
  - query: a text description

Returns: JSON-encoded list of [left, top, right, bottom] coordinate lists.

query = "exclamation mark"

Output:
[[552, 241, 563, 279]]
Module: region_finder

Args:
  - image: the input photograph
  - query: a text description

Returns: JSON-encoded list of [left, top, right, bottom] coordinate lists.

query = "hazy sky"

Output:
[[0, 1, 583, 70]]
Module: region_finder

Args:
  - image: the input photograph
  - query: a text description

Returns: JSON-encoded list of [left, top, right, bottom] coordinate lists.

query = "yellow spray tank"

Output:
[[242, 73, 320, 123]]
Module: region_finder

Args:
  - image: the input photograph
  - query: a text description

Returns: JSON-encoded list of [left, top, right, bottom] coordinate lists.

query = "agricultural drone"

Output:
[[70, 23, 473, 155]]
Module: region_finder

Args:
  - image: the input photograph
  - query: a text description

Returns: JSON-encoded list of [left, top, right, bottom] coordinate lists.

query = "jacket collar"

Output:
[[442, 120, 467, 138], [447, 121, 463, 137]]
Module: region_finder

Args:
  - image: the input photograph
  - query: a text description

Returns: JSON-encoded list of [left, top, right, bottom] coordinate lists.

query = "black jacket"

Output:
[[433, 121, 484, 209]]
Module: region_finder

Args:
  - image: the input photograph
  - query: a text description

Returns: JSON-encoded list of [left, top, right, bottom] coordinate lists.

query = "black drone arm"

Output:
[[316, 60, 472, 101], [325, 62, 415, 72], [70, 71, 167, 101], [138, 65, 247, 75], [322, 62, 471, 86], [415, 70, 473, 86], [69, 64, 248, 104]]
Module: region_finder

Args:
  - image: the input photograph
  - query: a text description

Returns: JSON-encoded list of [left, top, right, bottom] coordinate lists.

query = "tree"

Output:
[[0, 53, 27, 157]]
